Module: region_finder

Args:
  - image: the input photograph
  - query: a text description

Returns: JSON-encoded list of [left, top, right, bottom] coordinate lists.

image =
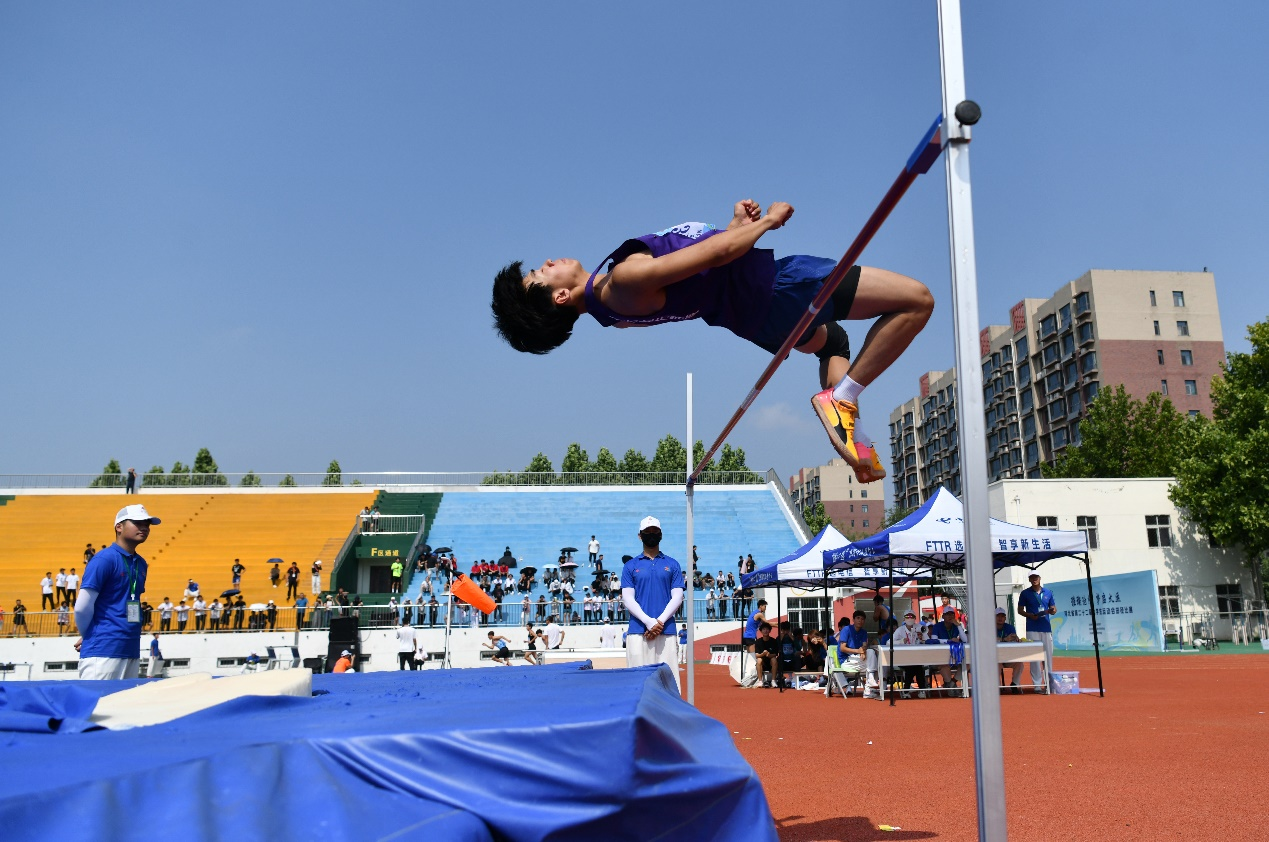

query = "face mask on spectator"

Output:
[[905, 618, 915, 628]]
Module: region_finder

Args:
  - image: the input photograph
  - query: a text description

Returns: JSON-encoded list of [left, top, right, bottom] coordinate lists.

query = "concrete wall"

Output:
[[0, 619, 744, 681]]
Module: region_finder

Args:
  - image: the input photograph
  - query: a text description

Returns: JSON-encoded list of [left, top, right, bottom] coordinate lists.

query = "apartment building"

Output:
[[788, 458, 885, 537], [889, 270, 1224, 505]]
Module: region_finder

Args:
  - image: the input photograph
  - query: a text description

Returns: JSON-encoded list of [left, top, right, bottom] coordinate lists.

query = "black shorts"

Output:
[[741, 636, 755, 647]]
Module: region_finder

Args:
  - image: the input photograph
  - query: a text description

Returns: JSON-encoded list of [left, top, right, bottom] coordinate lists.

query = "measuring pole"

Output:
[[685, 372, 696, 704], [937, 1, 1005, 839]]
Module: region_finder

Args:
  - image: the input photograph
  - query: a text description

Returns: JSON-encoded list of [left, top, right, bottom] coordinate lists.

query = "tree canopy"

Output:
[[1042, 385, 1186, 478], [1170, 320, 1269, 604]]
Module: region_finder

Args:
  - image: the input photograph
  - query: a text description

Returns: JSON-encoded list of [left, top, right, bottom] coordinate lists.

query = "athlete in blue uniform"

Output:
[[742, 598, 768, 652], [492, 200, 934, 483]]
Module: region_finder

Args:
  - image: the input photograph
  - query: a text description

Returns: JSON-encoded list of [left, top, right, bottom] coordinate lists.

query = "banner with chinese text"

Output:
[[1047, 569, 1164, 652]]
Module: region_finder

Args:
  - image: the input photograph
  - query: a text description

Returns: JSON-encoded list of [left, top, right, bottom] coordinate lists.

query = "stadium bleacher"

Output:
[[0, 493, 375, 611], [423, 487, 802, 581]]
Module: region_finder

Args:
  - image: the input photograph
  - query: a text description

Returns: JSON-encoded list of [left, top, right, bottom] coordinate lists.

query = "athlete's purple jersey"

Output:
[[584, 222, 777, 341]]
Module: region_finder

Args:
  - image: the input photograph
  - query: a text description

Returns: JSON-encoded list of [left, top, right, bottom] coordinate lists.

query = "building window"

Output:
[[1076, 515, 1099, 550], [1040, 315, 1057, 338], [1025, 441, 1039, 466], [1037, 516, 1058, 530], [1146, 515, 1172, 548], [863, 520, 869, 528], [1022, 414, 1036, 439], [1153, 320, 1160, 336], [1075, 291, 1090, 314], [850, 504, 854, 513], [1161, 379, 1168, 395], [1077, 322, 1094, 343], [1085, 382, 1100, 403], [861, 504, 869, 513], [1042, 344, 1060, 365], [1159, 585, 1180, 618], [1189, 410, 1200, 418], [1215, 584, 1243, 618], [861, 490, 868, 498], [1061, 333, 1076, 358], [1180, 349, 1193, 366], [1185, 380, 1197, 396], [1177, 321, 1190, 336], [1173, 290, 1185, 307], [1059, 304, 1071, 329], [1081, 352, 1098, 374], [1016, 337, 1029, 358], [1051, 426, 1068, 448], [1157, 349, 1165, 365], [1149, 290, 1157, 307]]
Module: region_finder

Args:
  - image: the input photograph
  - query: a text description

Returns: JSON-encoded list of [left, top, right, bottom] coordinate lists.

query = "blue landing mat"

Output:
[[0, 664, 774, 841]]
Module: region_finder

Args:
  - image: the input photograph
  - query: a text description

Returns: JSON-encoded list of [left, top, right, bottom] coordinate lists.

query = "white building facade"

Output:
[[989, 478, 1256, 639]]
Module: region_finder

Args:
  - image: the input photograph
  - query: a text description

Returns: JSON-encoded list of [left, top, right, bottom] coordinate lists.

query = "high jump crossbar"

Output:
[[687, 115, 948, 486]]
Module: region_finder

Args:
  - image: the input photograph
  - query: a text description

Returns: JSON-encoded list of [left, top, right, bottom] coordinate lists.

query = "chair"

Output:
[[824, 643, 863, 699]]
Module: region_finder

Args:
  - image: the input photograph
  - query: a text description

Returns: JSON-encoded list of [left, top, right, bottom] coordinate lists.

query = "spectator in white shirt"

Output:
[[65, 568, 80, 604], [193, 596, 208, 631], [545, 616, 565, 650], [41, 572, 56, 610], [598, 617, 618, 648], [55, 569, 68, 605], [588, 535, 600, 566], [157, 597, 174, 632]]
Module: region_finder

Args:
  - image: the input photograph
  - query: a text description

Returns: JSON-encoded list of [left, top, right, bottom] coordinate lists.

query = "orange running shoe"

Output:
[[811, 390, 862, 469], [853, 442, 888, 484]]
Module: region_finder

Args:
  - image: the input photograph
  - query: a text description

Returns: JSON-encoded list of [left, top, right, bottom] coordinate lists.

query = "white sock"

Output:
[[855, 429, 874, 449], [832, 374, 864, 405]]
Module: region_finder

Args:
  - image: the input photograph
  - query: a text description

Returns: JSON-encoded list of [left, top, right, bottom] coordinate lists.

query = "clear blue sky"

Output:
[[3, 2, 1267, 497]]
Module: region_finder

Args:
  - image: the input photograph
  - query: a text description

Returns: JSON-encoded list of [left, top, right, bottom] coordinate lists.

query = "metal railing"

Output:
[[0, 471, 771, 490], [358, 514, 424, 534], [1161, 608, 1269, 648], [0, 597, 759, 638]]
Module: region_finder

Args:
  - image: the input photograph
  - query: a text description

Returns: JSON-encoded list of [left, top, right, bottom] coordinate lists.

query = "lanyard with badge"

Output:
[[125, 556, 142, 624]]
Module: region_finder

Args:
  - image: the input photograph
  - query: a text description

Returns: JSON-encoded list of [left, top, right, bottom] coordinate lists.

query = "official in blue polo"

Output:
[[621, 516, 685, 692], [1018, 572, 1057, 693], [74, 504, 160, 680]]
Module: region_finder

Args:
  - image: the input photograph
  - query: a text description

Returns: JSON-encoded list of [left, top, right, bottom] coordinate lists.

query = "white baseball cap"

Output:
[[995, 607, 1007, 616], [115, 504, 161, 526], [341, 649, 352, 657], [639, 515, 661, 531]]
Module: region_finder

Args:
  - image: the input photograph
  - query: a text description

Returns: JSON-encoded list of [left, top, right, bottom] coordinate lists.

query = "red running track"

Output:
[[687, 653, 1269, 841]]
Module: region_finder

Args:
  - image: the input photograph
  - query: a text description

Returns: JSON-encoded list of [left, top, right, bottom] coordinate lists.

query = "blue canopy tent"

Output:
[[739, 525, 929, 689], [821, 487, 1099, 702]]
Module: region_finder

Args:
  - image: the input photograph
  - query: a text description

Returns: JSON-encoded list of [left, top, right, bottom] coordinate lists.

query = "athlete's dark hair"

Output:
[[491, 260, 580, 354]]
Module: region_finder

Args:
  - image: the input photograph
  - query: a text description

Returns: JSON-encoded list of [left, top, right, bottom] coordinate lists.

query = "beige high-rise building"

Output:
[[889, 270, 1224, 507], [788, 458, 885, 537]]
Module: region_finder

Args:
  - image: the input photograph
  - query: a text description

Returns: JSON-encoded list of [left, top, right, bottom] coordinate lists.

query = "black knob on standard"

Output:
[[954, 100, 981, 126]]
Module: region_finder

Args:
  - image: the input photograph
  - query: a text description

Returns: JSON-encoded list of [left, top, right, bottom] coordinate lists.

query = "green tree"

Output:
[[192, 447, 229, 487], [89, 459, 124, 488], [717, 444, 747, 473], [240, 471, 263, 487], [323, 459, 342, 487], [691, 439, 716, 477], [880, 504, 916, 530], [1171, 320, 1269, 605], [279, 474, 297, 487], [650, 434, 687, 475], [1042, 385, 1186, 478], [618, 448, 650, 475], [593, 447, 619, 474], [143, 465, 167, 488], [524, 452, 554, 474], [169, 460, 191, 487], [561, 443, 590, 474], [802, 501, 833, 535]]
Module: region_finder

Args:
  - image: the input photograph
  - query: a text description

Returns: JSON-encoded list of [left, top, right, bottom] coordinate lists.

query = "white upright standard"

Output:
[[684, 372, 696, 705], [938, 1, 1007, 839]]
